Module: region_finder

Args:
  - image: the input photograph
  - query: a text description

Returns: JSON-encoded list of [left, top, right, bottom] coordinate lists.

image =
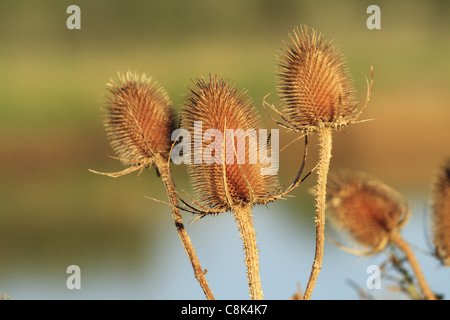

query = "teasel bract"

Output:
[[265, 25, 374, 299], [179, 74, 304, 300], [89, 71, 214, 300], [327, 172, 436, 300], [431, 160, 450, 266]]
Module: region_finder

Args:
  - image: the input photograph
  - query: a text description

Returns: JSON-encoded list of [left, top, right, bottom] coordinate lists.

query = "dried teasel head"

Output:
[[97, 71, 176, 176], [327, 172, 409, 255], [431, 160, 450, 266], [274, 25, 372, 134], [181, 75, 279, 214]]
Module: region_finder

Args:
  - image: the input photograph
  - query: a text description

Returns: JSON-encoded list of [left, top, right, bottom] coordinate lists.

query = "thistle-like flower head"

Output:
[[327, 172, 409, 254], [276, 25, 372, 134], [181, 75, 279, 212], [104, 71, 176, 169]]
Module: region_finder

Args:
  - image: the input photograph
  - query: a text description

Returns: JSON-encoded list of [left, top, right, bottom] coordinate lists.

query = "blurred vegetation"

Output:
[[0, 0, 449, 298]]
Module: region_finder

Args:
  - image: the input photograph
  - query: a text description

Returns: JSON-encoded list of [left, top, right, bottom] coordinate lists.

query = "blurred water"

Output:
[[1, 193, 448, 300]]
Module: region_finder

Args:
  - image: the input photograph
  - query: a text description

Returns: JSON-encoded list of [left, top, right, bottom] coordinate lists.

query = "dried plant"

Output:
[[183, 76, 278, 210], [265, 25, 373, 299], [177, 74, 310, 299], [89, 71, 214, 299], [81, 22, 449, 301], [327, 172, 409, 254], [276, 27, 364, 134], [327, 172, 437, 300], [431, 160, 450, 266]]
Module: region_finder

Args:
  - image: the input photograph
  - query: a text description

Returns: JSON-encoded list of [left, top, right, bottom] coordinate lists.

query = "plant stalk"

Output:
[[304, 126, 332, 300], [234, 203, 263, 300], [389, 230, 436, 300], [154, 155, 215, 300]]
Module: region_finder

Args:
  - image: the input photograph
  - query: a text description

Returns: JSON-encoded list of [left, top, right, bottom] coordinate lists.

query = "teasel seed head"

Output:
[[431, 160, 450, 266], [181, 75, 279, 213], [104, 71, 176, 170], [327, 172, 409, 255], [276, 25, 371, 134]]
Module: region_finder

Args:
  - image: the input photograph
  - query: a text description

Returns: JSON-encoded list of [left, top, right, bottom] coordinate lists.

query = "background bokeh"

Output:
[[1, 0, 449, 299]]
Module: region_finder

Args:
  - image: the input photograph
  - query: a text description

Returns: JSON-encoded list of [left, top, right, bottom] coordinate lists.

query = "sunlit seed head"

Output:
[[327, 172, 409, 253], [181, 74, 279, 212], [432, 160, 450, 266], [104, 71, 176, 167], [277, 25, 359, 133]]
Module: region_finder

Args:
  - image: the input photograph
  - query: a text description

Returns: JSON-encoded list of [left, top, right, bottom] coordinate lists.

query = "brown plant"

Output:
[[327, 172, 409, 253], [182, 75, 279, 210], [102, 72, 175, 172], [178, 74, 309, 299], [89, 71, 214, 299], [277, 26, 361, 134], [265, 25, 373, 299], [327, 172, 436, 300], [432, 160, 450, 266]]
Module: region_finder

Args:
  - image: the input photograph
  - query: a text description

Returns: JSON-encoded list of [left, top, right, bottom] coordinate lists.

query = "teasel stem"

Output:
[[389, 230, 436, 300], [274, 26, 374, 299], [90, 72, 214, 300], [180, 75, 290, 300], [154, 155, 215, 300], [304, 125, 332, 300], [233, 203, 263, 300]]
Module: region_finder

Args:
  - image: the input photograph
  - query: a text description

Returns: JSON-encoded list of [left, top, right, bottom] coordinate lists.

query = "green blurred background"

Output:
[[0, 0, 449, 299]]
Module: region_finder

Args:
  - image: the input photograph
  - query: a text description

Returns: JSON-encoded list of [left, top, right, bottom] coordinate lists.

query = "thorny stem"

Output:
[[234, 203, 263, 300], [304, 126, 332, 300], [154, 155, 215, 300], [389, 230, 436, 300]]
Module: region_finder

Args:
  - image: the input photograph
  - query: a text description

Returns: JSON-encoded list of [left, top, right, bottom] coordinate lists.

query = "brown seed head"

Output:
[[181, 75, 279, 212], [432, 160, 450, 266], [104, 72, 176, 168], [277, 25, 360, 133], [327, 172, 409, 253]]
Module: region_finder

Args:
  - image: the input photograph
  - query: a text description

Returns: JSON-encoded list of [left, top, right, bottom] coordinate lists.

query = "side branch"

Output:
[[154, 155, 215, 300]]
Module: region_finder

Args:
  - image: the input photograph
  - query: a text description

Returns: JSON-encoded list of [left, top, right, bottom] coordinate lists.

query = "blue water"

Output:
[[1, 196, 449, 300]]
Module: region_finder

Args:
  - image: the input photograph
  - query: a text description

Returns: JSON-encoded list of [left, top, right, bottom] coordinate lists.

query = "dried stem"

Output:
[[389, 230, 436, 300], [304, 126, 332, 300], [154, 155, 215, 300], [233, 203, 263, 300]]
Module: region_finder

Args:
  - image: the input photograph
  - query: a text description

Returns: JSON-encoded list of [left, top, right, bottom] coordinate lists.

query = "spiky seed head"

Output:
[[327, 172, 409, 253], [277, 25, 359, 133], [104, 72, 176, 168], [181, 75, 279, 212], [432, 160, 450, 266]]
